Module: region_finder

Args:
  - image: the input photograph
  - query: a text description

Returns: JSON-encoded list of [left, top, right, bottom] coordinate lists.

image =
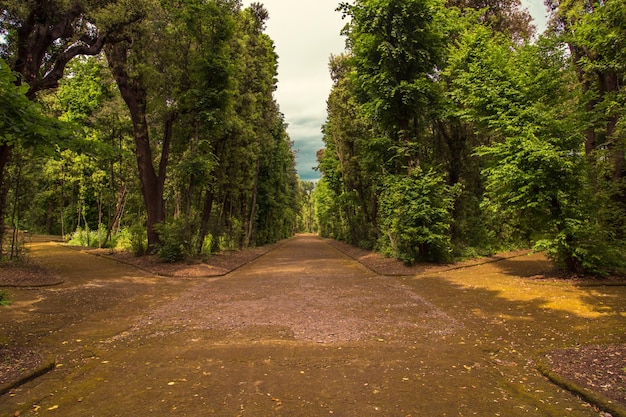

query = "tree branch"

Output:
[[26, 33, 108, 98]]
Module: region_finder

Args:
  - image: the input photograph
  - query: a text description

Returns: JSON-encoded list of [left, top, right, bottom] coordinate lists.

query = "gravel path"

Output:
[[1, 235, 625, 416]]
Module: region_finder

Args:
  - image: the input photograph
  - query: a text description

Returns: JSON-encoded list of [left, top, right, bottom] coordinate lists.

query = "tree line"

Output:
[[315, 0, 625, 275], [0, 0, 302, 261]]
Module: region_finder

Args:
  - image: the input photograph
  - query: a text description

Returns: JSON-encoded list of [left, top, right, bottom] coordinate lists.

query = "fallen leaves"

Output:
[[267, 393, 282, 407]]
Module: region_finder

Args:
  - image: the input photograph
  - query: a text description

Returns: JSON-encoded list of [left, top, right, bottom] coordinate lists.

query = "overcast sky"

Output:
[[243, 0, 550, 181]]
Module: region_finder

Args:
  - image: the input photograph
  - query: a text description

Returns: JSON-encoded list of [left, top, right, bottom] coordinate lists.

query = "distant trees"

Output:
[[316, 0, 625, 274], [0, 1, 299, 260], [0, 0, 130, 252]]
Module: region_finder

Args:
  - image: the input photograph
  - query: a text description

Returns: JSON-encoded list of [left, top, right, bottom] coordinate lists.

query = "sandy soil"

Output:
[[1, 235, 625, 416]]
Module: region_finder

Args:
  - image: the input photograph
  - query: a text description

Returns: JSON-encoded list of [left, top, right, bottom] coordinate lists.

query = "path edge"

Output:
[[536, 359, 626, 417], [0, 356, 56, 397]]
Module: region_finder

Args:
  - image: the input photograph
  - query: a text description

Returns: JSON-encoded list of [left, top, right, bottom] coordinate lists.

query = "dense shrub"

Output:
[[154, 218, 193, 263], [377, 168, 460, 264], [67, 225, 109, 248]]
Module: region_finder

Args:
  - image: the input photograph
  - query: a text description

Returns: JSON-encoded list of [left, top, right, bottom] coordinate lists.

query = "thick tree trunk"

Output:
[[128, 99, 162, 252], [106, 44, 173, 253]]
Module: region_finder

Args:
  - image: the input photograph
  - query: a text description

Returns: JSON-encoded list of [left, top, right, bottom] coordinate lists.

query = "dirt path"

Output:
[[1, 235, 625, 416]]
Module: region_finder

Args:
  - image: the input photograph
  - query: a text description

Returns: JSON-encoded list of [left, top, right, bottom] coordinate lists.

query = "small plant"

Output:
[[128, 224, 147, 256], [66, 224, 111, 248], [0, 290, 11, 306], [154, 218, 193, 263]]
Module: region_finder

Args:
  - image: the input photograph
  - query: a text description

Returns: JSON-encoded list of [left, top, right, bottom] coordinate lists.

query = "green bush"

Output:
[[377, 168, 460, 264], [0, 290, 11, 306], [154, 218, 193, 263], [128, 224, 148, 256], [535, 205, 626, 276], [67, 225, 110, 248], [112, 227, 132, 251]]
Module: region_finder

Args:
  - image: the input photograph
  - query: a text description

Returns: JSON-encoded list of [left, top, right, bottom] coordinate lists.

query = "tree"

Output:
[[104, 0, 235, 252], [446, 0, 534, 42], [48, 56, 134, 243], [548, 0, 626, 208], [202, 3, 298, 250], [0, 58, 62, 256], [444, 22, 625, 273], [298, 181, 317, 233], [339, 0, 446, 172], [377, 168, 459, 263], [318, 53, 380, 246], [0, 0, 136, 251]]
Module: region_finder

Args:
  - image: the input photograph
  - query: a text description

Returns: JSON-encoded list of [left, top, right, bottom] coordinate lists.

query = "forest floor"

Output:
[[0, 234, 625, 416]]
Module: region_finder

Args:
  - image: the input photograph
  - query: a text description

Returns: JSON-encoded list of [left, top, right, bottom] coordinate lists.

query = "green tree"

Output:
[[548, 0, 626, 223], [446, 0, 534, 42], [339, 0, 446, 171], [0, 0, 137, 251], [203, 4, 298, 250], [445, 23, 624, 273], [377, 168, 459, 263], [298, 181, 317, 233], [0, 59, 63, 256], [105, 0, 234, 252], [318, 53, 380, 247]]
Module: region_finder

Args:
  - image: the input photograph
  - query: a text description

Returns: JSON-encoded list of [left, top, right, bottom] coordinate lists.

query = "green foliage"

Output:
[[0, 59, 63, 148], [339, 0, 446, 131], [338, 0, 449, 174], [128, 225, 148, 257], [317, 54, 381, 247], [0, 290, 11, 307], [67, 225, 109, 248], [298, 181, 317, 233], [377, 168, 460, 264], [0, 2, 298, 264], [444, 23, 626, 273], [154, 218, 194, 263], [314, 178, 342, 240]]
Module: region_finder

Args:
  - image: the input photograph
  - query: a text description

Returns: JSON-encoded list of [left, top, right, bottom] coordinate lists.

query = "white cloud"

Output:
[[243, 0, 550, 181], [242, 0, 345, 180]]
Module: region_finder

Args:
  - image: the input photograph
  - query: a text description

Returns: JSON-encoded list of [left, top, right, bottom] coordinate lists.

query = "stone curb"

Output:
[[325, 238, 533, 276], [85, 241, 283, 278], [536, 360, 626, 417], [0, 357, 56, 397]]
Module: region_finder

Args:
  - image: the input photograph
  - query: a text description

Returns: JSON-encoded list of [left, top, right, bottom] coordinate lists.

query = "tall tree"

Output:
[[0, 0, 136, 249], [547, 0, 626, 205], [318, 53, 379, 246], [104, 0, 234, 252], [204, 3, 297, 250], [446, 0, 534, 41], [338, 0, 446, 172], [0, 58, 61, 255]]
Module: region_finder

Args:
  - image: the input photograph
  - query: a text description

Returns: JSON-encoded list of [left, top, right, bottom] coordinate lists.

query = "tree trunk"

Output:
[[106, 185, 127, 244], [245, 158, 261, 248], [106, 43, 173, 253], [0, 143, 12, 254], [197, 188, 215, 254]]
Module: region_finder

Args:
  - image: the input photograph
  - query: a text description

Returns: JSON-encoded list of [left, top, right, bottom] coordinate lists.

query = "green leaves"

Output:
[[377, 168, 460, 264], [342, 0, 446, 148], [0, 59, 64, 149]]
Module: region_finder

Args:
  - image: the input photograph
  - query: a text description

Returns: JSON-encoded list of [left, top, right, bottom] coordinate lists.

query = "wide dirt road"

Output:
[[1, 235, 624, 416]]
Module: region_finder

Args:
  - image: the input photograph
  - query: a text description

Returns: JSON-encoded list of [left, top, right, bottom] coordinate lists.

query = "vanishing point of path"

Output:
[[1, 235, 625, 416]]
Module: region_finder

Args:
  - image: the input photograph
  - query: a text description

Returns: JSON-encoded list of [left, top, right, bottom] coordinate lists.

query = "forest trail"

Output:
[[1, 235, 625, 416]]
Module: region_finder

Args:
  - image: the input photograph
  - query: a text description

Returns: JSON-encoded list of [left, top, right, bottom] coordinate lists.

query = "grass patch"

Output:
[[0, 290, 11, 306]]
